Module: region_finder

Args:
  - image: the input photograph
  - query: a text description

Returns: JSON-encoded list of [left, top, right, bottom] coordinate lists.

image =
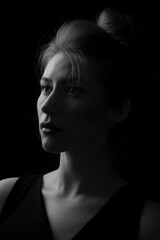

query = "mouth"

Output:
[[40, 122, 63, 134]]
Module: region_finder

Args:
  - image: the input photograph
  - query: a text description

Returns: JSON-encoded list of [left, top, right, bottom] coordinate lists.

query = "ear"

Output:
[[110, 100, 132, 125]]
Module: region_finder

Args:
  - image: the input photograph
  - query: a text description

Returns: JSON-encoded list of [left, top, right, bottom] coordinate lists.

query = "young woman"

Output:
[[0, 8, 160, 240]]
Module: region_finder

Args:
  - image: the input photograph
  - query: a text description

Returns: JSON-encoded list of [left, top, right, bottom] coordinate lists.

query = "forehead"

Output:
[[43, 52, 72, 80], [42, 52, 110, 87]]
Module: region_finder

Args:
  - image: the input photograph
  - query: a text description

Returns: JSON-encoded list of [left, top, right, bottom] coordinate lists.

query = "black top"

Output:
[[0, 173, 145, 240]]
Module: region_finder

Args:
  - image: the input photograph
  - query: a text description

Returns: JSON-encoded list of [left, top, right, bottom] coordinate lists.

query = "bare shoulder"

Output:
[[138, 198, 160, 240], [0, 177, 19, 213]]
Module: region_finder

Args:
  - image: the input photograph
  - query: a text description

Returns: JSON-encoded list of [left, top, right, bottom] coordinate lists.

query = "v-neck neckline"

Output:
[[39, 173, 129, 240]]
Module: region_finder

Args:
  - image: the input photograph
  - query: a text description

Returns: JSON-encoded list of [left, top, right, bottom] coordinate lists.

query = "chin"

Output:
[[41, 138, 69, 154], [42, 142, 60, 153]]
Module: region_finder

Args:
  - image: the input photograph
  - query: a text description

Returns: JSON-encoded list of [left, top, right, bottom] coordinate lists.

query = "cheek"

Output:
[[65, 99, 108, 131], [37, 97, 42, 118], [82, 102, 107, 127]]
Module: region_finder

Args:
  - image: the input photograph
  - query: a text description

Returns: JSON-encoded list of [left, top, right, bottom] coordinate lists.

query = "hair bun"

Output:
[[97, 8, 141, 47]]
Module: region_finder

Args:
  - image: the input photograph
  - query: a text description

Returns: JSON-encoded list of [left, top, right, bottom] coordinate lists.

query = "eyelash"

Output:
[[40, 85, 85, 96], [41, 85, 52, 95], [66, 87, 85, 95]]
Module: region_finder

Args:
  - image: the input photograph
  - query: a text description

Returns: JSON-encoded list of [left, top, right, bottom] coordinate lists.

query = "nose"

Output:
[[40, 91, 60, 115]]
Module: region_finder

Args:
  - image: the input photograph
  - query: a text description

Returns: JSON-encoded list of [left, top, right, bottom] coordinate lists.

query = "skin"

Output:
[[37, 51, 127, 198]]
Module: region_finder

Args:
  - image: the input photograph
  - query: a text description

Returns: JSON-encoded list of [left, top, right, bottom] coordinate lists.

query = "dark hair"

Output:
[[38, 8, 143, 179]]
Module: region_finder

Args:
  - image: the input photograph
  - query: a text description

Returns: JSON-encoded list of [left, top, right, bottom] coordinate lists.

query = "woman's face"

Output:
[[37, 52, 112, 153]]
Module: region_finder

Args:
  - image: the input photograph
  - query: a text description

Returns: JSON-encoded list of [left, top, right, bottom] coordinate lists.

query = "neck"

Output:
[[53, 141, 126, 198]]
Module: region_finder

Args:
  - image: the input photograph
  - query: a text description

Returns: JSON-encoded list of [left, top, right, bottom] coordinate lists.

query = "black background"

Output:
[[1, 1, 160, 200]]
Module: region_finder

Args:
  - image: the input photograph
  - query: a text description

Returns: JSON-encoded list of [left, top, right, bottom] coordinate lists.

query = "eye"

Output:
[[67, 87, 78, 94], [67, 87, 85, 96], [41, 85, 52, 95]]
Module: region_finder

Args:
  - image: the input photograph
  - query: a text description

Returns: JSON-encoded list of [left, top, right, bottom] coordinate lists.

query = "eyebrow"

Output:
[[40, 77, 87, 85], [40, 77, 52, 84]]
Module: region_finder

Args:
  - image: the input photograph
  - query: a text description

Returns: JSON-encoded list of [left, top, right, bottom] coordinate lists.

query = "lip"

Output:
[[40, 122, 63, 133]]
